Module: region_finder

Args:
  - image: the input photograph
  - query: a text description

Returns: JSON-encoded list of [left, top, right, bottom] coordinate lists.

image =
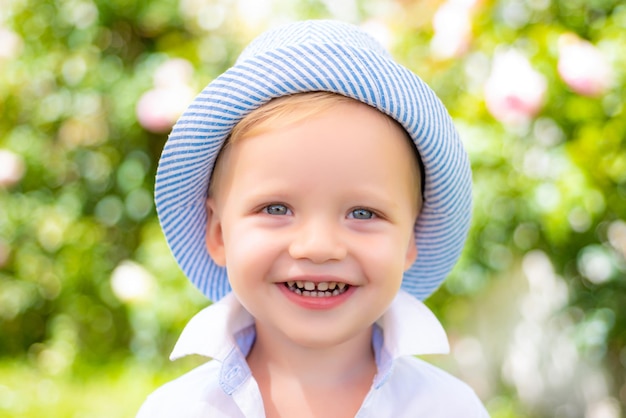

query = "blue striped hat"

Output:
[[155, 20, 472, 302]]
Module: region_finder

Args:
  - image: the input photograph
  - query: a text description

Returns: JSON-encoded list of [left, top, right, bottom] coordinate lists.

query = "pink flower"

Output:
[[136, 59, 196, 133], [136, 86, 195, 133], [0, 150, 26, 187], [484, 50, 547, 126], [431, 0, 477, 59], [558, 33, 612, 97]]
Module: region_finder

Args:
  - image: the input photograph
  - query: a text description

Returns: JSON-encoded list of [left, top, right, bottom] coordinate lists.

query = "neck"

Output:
[[248, 323, 376, 386], [246, 322, 377, 417]]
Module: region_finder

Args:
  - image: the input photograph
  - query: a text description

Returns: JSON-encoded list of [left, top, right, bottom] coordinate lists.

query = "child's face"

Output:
[[205, 100, 419, 349]]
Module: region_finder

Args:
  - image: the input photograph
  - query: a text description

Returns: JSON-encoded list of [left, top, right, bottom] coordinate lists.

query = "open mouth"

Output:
[[284, 281, 350, 297]]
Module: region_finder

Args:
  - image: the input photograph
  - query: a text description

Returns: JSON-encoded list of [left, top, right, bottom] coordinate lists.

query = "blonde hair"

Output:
[[209, 92, 424, 211], [230, 92, 356, 144]]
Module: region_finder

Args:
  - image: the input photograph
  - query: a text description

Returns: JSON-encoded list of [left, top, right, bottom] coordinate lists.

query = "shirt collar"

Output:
[[376, 289, 450, 357], [170, 292, 255, 361], [170, 289, 449, 361]]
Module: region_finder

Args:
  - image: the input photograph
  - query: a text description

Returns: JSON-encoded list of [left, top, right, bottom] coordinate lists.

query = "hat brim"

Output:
[[155, 34, 472, 301]]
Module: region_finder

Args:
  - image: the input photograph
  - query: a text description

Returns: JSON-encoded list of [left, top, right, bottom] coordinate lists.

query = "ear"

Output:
[[205, 198, 226, 266], [404, 230, 418, 271]]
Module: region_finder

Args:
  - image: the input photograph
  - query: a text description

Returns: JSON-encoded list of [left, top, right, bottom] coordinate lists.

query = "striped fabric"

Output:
[[155, 20, 472, 301]]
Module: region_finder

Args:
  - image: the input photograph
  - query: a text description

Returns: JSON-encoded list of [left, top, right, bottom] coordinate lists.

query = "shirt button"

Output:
[[225, 366, 241, 381]]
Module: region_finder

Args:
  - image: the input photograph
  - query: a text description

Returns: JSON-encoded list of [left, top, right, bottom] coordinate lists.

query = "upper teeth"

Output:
[[288, 281, 347, 292]]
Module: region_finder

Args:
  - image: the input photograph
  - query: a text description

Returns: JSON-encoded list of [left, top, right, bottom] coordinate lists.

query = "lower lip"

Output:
[[277, 283, 355, 310]]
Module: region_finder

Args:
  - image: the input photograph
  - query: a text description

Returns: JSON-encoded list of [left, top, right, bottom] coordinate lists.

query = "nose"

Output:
[[288, 218, 347, 263]]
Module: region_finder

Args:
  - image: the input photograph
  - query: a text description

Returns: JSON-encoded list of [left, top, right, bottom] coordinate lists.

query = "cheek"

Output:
[[356, 234, 410, 281], [222, 224, 282, 275]]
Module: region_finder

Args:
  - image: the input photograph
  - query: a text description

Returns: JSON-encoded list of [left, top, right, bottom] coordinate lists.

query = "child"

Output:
[[138, 20, 489, 417]]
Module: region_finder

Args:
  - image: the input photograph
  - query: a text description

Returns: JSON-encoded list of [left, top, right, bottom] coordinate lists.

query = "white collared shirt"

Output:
[[137, 290, 490, 417]]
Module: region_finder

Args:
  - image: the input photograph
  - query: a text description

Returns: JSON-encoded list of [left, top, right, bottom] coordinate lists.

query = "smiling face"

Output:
[[205, 95, 421, 350]]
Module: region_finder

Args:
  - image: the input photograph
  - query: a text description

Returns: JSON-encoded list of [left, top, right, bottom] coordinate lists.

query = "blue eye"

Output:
[[349, 208, 374, 219], [264, 204, 289, 215]]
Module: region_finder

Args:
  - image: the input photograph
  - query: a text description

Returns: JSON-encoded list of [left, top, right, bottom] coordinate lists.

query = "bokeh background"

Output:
[[1, 0, 625, 416]]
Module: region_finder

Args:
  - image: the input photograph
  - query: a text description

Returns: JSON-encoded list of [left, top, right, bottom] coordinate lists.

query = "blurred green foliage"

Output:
[[1, 0, 625, 417]]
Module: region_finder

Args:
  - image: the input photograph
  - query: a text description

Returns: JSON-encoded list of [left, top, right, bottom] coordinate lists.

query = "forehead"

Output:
[[211, 99, 420, 208]]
